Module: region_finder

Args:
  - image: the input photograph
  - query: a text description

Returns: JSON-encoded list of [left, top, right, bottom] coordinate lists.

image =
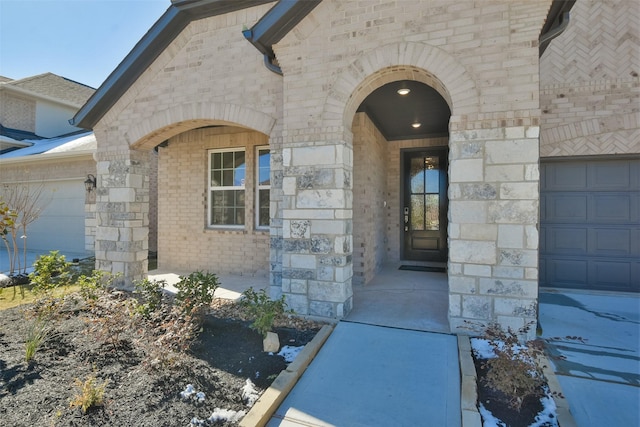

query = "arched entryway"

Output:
[[349, 75, 452, 332]]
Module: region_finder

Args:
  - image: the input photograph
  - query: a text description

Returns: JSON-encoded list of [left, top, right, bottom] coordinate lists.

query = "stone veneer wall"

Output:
[[156, 127, 269, 276], [352, 112, 387, 285], [540, 0, 640, 157], [448, 126, 540, 333]]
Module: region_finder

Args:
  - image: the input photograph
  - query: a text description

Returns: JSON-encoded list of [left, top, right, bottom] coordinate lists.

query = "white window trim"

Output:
[[208, 147, 246, 229], [255, 146, 270, 230]]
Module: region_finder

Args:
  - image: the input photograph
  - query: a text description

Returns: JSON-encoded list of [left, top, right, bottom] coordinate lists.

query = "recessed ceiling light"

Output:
[[411, 122, 421, 128], [397, 88, 410, 95]]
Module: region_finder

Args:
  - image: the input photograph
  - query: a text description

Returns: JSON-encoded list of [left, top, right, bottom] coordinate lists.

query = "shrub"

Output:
[[69, 375, 108, 413], [76, 270, 110, 302], [30, 251, 72, 294], [240, 287, 290, 338], [24, 318, 50, 362], [174, 271, 219, 316], [134, 278, 166, 318], [479, 323, 546, 411]]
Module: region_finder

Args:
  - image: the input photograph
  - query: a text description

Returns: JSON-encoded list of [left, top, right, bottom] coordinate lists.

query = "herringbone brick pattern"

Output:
[[541, 0, 639, 157], [541, 0, 640, 83]]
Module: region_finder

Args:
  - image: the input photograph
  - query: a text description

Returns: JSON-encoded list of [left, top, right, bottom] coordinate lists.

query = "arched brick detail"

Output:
[[126, 102, 277, 150], [325, 42, 479, 130]]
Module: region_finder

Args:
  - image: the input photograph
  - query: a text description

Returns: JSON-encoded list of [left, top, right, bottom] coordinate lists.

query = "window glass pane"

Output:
[[222, 151, 235, 168], [411, 195, 425, 231], [210, 189, 245, 225], [410, 157, 425, 193], [259, 189, 269, 227], [425, 156, 439, 193], [426, 194, 439, 230], [222, 170, 233, 187], [234, 151, 245, 168], [211, 170, 222, 187], [212, 152, 222, 170], [259, 150, 270, 167], [258, 149, 270, 186], [234, 166, 246, 187]]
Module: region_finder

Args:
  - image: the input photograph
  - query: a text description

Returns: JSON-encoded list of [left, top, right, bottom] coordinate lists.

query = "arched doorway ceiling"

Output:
[[126, 102, 277, 150], [326, 42, 479, 132], [357, 80, 451, 140]]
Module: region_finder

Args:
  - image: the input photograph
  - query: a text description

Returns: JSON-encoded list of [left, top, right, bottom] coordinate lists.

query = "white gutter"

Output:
[[0, 150, 94, 165]]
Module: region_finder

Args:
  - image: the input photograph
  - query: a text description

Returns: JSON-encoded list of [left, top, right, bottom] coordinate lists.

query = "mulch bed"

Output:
[[0, 291, 323, 427]]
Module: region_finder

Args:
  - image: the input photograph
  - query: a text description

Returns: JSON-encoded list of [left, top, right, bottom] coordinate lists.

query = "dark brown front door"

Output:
[[402, 148, 448, 262]]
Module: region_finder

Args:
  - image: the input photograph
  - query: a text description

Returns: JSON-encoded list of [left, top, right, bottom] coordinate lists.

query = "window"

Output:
[[209, 149, 245, 226], [256, 147, 270, 228]]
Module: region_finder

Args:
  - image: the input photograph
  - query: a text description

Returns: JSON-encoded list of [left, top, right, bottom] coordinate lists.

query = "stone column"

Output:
[[94, 149, 150, 289], [448, 126, 540, 338], [279, 137, 354, 318]]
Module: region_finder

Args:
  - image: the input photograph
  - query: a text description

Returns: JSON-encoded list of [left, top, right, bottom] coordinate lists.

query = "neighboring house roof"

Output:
[[0, 73, 95, 107], [0, 124, 44, 141], [0, 76, 13, 84], [0, 130, 95, 160]]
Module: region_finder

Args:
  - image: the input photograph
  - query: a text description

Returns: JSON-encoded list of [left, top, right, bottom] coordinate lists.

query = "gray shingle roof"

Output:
[[1, 73, 95, 107]]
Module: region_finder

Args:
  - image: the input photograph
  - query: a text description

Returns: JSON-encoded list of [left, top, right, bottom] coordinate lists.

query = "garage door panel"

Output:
[[591, 193, 634, 223], [589, 161, 632, 189], [543, 163, 587, 190], [546, 194, 588, 222], [18, 180, 86, 254], [545, 226, 587, 254], [547, 258, 588, 285], [541, 158, 639, 292], [590, 261, 634, 291], [590, 228, 632, 256]]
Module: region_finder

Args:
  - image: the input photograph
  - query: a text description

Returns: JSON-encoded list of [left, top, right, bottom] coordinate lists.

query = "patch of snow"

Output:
[[195, 391, 206, 402], [531, 390, 558, 427], [180, 384, 196, 399], [242, 378, 260, 407], [207, 408, 246, 423], [277, 345, 304, 363], [471, 338, 498, 359], [479, 403, 506, 427]]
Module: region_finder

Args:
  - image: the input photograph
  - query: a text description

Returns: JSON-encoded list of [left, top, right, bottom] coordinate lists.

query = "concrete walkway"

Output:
[[539, 289, 640, 427], [267, 321, 460, 427]]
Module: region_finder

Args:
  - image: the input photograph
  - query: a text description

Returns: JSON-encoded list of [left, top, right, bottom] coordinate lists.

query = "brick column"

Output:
[[94, 149, 150, 289], [279, 137, 354, 318]]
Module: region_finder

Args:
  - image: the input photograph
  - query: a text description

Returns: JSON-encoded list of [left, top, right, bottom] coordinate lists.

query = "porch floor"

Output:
[[148, 263, 449, 333], [347, 263, 449, 333]]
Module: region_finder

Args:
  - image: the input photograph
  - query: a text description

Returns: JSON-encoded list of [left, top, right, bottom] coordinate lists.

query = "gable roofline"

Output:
[[71, 0, 274, 130]]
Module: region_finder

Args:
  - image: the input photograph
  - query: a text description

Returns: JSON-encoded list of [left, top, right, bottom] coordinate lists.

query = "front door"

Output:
[[402, 148, 448, 262]]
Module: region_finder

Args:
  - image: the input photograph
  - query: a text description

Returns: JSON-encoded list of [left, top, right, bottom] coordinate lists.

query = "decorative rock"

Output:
[[0, 273, 11, 288], [263, 331, 280, 353]]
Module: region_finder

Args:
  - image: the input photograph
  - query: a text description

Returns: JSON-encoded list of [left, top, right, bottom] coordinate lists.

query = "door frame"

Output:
[[399, 146, 449, 262]]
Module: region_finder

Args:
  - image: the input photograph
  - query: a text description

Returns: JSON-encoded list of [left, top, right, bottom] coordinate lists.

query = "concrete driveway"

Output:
[[539, 289, 640, 427]]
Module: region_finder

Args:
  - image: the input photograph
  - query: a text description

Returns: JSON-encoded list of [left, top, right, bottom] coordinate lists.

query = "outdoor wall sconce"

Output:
[[84, 174, 97, 192]]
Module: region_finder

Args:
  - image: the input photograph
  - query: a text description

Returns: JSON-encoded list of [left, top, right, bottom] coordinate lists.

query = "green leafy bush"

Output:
[[240, 287, 290, 338], [134, 278, 166, 318], [30, 251, 72, 293], [174, 271, 219, 315], [76, 270, 110, 302]]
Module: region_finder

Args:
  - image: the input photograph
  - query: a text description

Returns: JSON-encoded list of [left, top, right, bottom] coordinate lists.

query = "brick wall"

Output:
[[157, 127, 269, 276], [540, 0, 640, 157], [0, 92, 35, 132], [352, 112, 387, 285]]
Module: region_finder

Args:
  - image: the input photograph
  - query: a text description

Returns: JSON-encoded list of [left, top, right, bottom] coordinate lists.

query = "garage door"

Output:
[[23, 180, 86, 254], [540, 158, 639, 292]]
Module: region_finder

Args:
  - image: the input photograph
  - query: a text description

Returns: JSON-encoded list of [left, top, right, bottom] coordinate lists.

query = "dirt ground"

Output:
[[0, 292, 322, 427]]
